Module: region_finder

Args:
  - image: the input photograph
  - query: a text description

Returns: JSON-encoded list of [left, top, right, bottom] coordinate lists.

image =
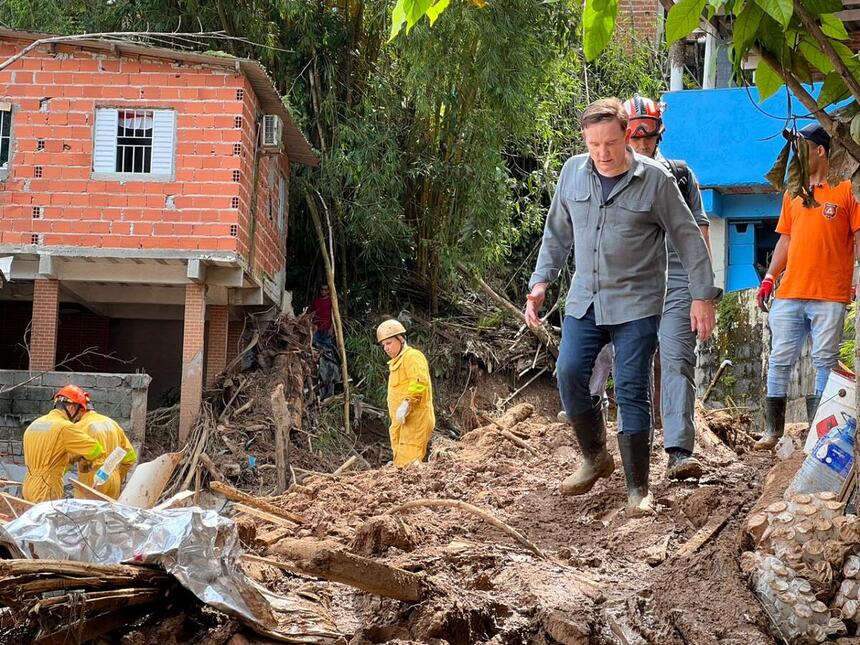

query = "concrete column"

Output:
[[205, 305, 229, 387], [29, 278, 59, 371], [703, 32, 718, 90], [179, 283, 206, 443]]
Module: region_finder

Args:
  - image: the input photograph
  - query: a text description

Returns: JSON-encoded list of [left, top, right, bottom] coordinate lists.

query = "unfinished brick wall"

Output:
[[29, 278, 59, 371], [0, 37, 290, 283], [616, 0, 661, 44]]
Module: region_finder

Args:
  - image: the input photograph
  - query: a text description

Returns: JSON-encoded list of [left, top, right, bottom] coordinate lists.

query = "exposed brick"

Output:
[[29, 279, 59, 371]]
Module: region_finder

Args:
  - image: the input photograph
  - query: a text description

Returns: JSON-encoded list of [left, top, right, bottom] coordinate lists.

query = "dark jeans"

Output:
[[557, 307, 659, 436], [313, 330, 334, 349]]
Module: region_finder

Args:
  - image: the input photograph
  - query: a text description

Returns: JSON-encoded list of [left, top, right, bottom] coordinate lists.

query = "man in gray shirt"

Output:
[[525, 98, 720, 514]]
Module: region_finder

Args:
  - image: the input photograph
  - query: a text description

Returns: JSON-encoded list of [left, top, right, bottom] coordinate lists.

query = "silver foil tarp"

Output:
[[3, 499, 343, 643]]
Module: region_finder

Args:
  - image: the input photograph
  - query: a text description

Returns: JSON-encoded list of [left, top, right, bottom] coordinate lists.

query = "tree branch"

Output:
[[755, 47, 860, 163], [792, 0, 860, 104]]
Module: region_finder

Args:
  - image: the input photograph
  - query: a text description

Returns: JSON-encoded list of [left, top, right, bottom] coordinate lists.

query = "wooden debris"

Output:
[[333, 455, 358, 476], [199, 452, 226, 482], [674, 506, 738, 559], [234, 502, 297, 529], [271, 383, 292, 493], [0, 492, 32, 517], [474, 403, 535, 433], [257, 526, 293, 546], [70, 478, 115, 503], [499, 429, 539, 456], [209, 480, 305, 525], [263, 540, 424, 602], [387, 498, 546, 559]]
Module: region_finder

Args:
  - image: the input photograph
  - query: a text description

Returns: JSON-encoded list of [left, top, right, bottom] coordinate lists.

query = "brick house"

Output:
[[0, 29, 318, 440]]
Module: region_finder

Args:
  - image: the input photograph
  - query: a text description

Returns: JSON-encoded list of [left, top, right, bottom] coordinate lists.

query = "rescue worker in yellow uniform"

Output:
[[22, 385, 105, 503], [74, 406, 138, 499], [377, 320, 435, 467]]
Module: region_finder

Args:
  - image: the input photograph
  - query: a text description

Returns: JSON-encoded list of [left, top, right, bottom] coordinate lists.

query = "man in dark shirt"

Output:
[[525, 98, 720, 514]]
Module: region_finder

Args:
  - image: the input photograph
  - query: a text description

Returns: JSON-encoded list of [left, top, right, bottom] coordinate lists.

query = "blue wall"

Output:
[[660, 85, 818, 191]]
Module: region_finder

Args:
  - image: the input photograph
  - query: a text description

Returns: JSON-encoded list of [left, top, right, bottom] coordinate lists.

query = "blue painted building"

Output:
[[659, 85, 819, 293]]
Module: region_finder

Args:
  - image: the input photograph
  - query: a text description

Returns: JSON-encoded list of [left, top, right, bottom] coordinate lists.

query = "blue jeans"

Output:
[[766, 298, 846, 397], [557, 307, 659, 436]]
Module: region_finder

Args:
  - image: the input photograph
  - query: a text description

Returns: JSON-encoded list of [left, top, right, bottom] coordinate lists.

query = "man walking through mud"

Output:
[[584, 95, 712, 482], [525, 97, 721, 514]]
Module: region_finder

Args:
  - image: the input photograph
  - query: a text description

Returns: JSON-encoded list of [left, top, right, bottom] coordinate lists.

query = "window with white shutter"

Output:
[[92, 107, 175, 180]]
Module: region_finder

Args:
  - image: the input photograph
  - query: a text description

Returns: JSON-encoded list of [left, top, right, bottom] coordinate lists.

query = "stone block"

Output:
[[95, 374, 125, 389]]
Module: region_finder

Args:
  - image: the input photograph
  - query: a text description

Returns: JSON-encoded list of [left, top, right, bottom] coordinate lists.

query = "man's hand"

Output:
[[757, 275, 775, 311], [690, 300, 716, 341], [525, 283, 547, 328]]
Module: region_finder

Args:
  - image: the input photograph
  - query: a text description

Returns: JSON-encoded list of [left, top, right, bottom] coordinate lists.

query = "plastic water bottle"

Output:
[[93, 446, 128, 488], [786, 416, 856, 498]]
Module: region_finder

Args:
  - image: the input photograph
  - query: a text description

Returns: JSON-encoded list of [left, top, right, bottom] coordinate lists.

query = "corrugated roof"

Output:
[[0, 28, 319, 166]]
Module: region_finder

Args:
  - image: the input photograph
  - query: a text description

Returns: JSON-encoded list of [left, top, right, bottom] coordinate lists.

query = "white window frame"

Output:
[[0, 102, 13, 180], [91, 107, 176, 181]]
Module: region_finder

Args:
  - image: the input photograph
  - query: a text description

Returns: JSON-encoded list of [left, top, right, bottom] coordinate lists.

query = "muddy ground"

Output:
[[230, 406, 785, 645]]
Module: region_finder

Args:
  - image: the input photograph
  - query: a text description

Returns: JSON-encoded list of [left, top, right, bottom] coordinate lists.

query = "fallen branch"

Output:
[[199, 452, 226, 482], [387, 498, 546, 559], [70, 479, 115, 503], [209, 480, 305, 525], [333, 455, 358, 476], [457, 262, 558, 358], [500, 368, 547, 408], [264, 540, 424, 601], [271, 384, 292, 493], [674, 505, 738, 559], [499, 429, 539, 456]]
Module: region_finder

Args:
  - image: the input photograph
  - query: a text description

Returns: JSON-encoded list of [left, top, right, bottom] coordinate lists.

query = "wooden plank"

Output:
[[233, 502, 297, 529], [209, 480, 305, 524], [70, 478, 116, 503], [257, 526, 292, 546], [271, 384, 292, 493], [674, 505, 738, 559]]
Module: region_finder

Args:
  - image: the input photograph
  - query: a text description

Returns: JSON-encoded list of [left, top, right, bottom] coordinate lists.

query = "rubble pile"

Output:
[[227, 405, 774, 644]]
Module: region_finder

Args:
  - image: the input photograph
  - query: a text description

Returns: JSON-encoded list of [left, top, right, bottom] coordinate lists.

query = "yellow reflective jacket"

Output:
[[74, 410, 138, 500], [387, 345, 435, 467], [22, 409, 105, 503]]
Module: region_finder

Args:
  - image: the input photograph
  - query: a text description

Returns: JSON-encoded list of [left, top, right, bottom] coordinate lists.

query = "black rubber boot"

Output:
[[617, 432, 654, 514], [806, 395, 821, 426], [559, 396, 615, 496], [754, 397, 787, 451]]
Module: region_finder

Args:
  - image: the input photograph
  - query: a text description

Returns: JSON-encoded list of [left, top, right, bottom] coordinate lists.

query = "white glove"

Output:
[[395, 400, 410, 424]]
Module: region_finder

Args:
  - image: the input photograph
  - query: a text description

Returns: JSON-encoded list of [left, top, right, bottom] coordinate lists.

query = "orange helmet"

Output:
[[623, 94, 665, 139], [53, 384, 90, 407]]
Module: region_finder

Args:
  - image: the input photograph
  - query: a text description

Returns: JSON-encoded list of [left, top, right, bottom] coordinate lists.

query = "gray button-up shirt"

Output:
[[529, 150, 722, 326]]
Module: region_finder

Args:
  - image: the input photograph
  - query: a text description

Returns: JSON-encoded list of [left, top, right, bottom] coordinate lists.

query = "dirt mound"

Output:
[[234, 405, 778, 644]]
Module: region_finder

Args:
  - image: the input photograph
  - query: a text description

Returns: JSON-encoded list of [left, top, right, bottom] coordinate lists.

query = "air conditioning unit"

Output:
[[262, 114, 283, 150]]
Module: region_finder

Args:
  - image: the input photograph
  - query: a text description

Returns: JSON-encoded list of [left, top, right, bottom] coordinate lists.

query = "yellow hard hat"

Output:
[[376, 319, 407, 343]]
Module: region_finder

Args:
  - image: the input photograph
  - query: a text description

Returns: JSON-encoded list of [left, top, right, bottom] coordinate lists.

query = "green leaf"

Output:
[[755, 58, 784, 101], [765, 140, 791, 190], [404, 0, 434, 33], [583, 0, 619, 61], [800, 0, 842, 14], [732, 1, 763, 55], [851, 114, 860, 145], [665, 0, 707, 44], [798, 37, 834, 74], [425, 0, 451, 25], [820, 14, 849, 40], [389, 0, 408, 41], [754, 0, 793, 27], [818, 71, 849, 107], [787, 142, 803, 197]]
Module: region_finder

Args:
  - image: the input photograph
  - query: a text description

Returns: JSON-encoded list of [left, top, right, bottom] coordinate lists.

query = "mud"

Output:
[[242, 409, 782, 644]]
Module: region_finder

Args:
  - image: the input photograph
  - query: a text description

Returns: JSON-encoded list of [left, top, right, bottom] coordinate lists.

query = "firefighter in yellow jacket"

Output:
[[377, 319, 435, 467], [74, 408, 138, 499], [22, 385, 105, 503]]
